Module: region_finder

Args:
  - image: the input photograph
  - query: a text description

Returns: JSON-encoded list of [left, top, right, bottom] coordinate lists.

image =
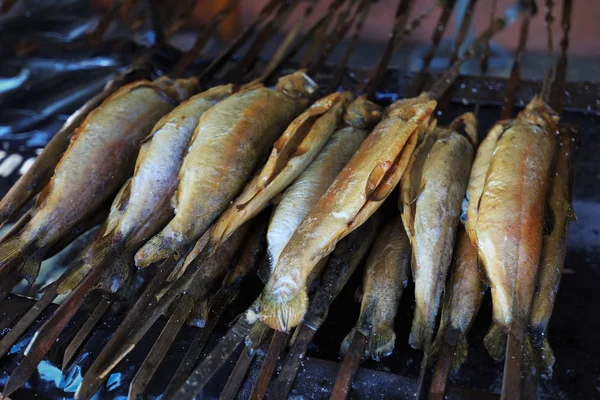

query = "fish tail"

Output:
[[259, 288, 308, 332], [539, 337, 555, 378], [246, 321, 272, 351], [453, 334, 469, 369], [16, 255, 42, 287], [368, 325, 396, 362], [187, 297, 209, 328], [0, 235, 25, 275], [484, 321, 508, 361], [409, 310, 434, 350], [0, 234, 41, 285], [134, 235, 172, 269], [57, 234, 117, 295]]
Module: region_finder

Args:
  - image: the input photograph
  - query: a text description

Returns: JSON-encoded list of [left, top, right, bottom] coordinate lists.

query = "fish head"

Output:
[[519, 96, 560, 134], [450, 112, 480, 146], [154, 76, 200, 102], [385, 94, 437, 124], [275, 70, 319, 102], [343, 96, 383, 129]]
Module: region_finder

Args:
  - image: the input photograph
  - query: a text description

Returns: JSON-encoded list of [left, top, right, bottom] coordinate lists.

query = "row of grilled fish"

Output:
[[0, 67, 575, 397]]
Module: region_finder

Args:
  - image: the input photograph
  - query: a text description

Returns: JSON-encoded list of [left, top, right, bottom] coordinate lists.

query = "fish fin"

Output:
[[95, 254, 132, 294], [566, 204, 577, 222], [409, 310, 433, 350], [365, 163, 388, 199], [135, 235, 171, 269], [57, 234, 116, 294], [187, 297, 209, 328], [246, 321, 272, 351], [16, 255, 42, 287], [453, 334, 469, 370], [0, 235, 25, 275], [539, 337, 555, 378], [484, 321, 507, 361], [409, 180, 427, 205], [259, 288, 308, 332], [368, 325, 396, 362], [104, 179, 132, 236]]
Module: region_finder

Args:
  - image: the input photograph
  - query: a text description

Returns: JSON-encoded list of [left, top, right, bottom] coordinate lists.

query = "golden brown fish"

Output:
[[266, 96, 382, 268], [340, 213, 411, 361], [135, 71, 318, 269], [56, 85, 233, 295], [0, 77, 198, 285], [470, 96, 558, 359], [400, 113, 479, 349], [528, 125, 577, 372], [0, 69, 136, 228], [259, 94, 436, 332], [431, 228, 485, 368], [208, 91, 353, 248]]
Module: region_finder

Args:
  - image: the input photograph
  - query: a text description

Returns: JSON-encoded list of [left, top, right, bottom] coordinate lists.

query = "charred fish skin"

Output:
[[528, 125, 577, 371], [403, 113, 479, 350], [266, 96, 383, 268], [474, 96, 559, 360], [431, 228, 484, 369], [259, 95, 435, 332], [341, 214, 411, 361], [208, 91, 354, 247], [0, 77, 198, 284], [135, 71, 318, 269]]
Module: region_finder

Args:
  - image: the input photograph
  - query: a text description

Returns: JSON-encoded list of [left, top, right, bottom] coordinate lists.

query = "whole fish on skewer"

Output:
[[0, 82, 247, 397], [259, 95, 436, 332], [135, 70, 318, 269], [340, 213, 411, 361], [400, 112, 479, 350], [208, 91, 353, 249], [431, 228, 485, 369], [528, 125, 577, 374], [467, 96, 559, 361], [267, 96, 382, 268], [56, 84, 234, 295], [331, 212, 410, 399], [0, 77, 198, 289]]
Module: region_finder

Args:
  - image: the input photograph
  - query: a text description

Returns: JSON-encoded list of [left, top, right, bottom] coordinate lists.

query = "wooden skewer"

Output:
[[220, 346, 254, 400], [249, 330, 288, 400], [62, 296, 111, 371], [407, 0, 458, 97], [329, 331, 367, 400]]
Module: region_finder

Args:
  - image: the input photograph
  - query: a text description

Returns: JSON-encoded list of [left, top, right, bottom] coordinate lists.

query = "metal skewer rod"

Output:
[[406, 0, 458, 97]]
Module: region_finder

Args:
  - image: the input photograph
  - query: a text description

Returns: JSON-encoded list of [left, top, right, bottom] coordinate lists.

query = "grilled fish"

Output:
[[0, 74, 136, 227], [400, 113, 479, 349], [56, 84, 233, 294], [528, 125, 577, 372], [431, 228, 484, 368], [340, 213, 410, 361], [0, 77, 198, 285], [470, 96, 558, 359], [267, 96, 382, 268], [208, 91, 353, 247], [259, 95, 436, 331], [135, 71, 318, 269]]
